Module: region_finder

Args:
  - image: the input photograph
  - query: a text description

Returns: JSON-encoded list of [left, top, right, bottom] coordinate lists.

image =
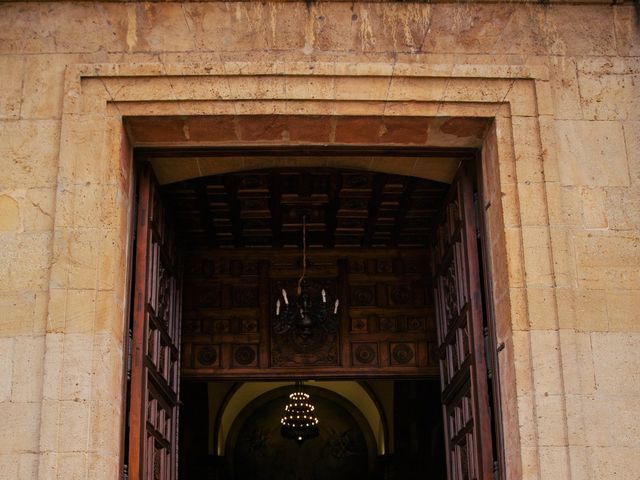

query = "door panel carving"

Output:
[[430, 163, 494, 480], [128, 165, 182, 480]]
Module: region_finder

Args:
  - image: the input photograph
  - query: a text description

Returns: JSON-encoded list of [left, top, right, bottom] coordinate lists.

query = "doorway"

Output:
[[179, 378, 446, 480], [124, 155, 500, 480]]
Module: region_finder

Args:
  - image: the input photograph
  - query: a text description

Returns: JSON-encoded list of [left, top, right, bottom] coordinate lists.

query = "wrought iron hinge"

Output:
[[122, 464, 128, 480], [126, 328, 133, 380]]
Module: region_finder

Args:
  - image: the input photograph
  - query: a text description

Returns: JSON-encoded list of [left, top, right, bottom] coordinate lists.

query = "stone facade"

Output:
[[0, 1, 638, 479]]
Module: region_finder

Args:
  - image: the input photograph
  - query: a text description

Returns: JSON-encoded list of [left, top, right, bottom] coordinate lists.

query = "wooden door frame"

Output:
[[126, 147, 505, 480]]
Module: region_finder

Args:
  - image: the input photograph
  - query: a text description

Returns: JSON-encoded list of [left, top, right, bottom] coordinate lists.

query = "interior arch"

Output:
[[216, 381, 387, 455]]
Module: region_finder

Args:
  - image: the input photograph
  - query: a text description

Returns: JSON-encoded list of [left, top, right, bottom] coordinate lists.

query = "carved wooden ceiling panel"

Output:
[[160, 169, 449, 249]]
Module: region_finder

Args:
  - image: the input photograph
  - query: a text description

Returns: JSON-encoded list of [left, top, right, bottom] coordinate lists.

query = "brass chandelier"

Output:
[[280, 381, 319, 445]]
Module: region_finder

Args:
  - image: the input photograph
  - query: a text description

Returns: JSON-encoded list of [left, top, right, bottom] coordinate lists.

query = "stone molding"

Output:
[[39, 59, 568, 479]]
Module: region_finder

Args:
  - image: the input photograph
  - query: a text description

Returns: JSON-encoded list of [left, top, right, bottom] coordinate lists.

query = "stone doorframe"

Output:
[[39, 59, 570, 480]]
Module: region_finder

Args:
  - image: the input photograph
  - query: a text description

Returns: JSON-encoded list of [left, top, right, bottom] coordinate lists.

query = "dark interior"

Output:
[[159, 167, 451, 480], [179, 379, 447, 480]]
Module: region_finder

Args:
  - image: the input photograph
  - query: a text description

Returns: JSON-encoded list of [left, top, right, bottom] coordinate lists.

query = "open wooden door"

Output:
[[127, 164, 182, 480], [430, 162, 494, 480]]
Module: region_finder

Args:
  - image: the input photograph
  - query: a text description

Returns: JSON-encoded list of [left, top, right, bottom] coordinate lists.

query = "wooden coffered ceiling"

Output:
[[160, 168, 450, 249]]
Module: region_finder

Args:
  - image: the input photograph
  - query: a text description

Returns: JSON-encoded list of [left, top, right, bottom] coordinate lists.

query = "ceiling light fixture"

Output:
[[280, 380, 319, 445], [274, 215, 339, 336]]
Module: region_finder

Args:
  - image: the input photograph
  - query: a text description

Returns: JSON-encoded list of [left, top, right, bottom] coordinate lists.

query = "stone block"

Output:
[[573, 289, 609, 332], [559, 330, 596, 396], [504, 227, 526, 288], [0, 401, 41, 452], [591, 332, 640, 395], [0, 454, 19, 479], [578, 72, 640, 121], [95, 290, 125, 340], [334, 77, 388, 101], [18, 453, 38, 480], [0, 292, 38, 336], [0, 56, 24, 119], [52, 229, 100, 291], [91, 334, 123, 404], [0, 232, 51, 292], [61, 334, 94, 401], [580, 187, 608, 229], [543, 5, 616, 56], [521, 226, 554, 287], [505, 80, 537, 117], [22, 188, 55, 232], [606, 290, 640, 332], [556, 119, 629, 187], [58, 114, 113, 186], [583, 395, 640, 447], [509, 287, 529, 331], [526, 287, 557, 330], [537, 115, 561, 184], [614, 6, 640, 56], [500, 183, 521, 228], [517, 182, 548, 226], [623, 121, 640, 186], [89, 400, 120, 455], [0, 338, 12, 401], [494, 116, 517, 186], [21, 54, 79, 119], [58, 400, 90, 452], [545, 184, 581, 227], [530, 330, 564, 395], [0, 2, 126, 54], [538, 446, 570, 480], [587, 446, 640, 480], [387, 77, 448, 102], [65, 289, 96, 334], [511, 116, 545, 184], [0, 119, 60, 190], [605, 186, 640, 231], [534, 393, 568, 446], [57, 452, 87, 479], [71, 184, 119, 230], [512, 331, 534, 396], [11, 335, 44, 402], [573, 231, 640, 290], [548, 227, 575, 288], [0, 195, 20, 232], [87, 453, 119, 480], [41, 334, 64, 401], [443, 78, 513, 104]]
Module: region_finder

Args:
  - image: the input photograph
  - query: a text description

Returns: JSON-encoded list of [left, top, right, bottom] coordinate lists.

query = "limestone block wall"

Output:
[[0, 2, 638, 479]]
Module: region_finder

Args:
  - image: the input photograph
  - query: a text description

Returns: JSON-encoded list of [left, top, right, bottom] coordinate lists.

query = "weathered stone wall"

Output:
[[0, 2, 637, 479]]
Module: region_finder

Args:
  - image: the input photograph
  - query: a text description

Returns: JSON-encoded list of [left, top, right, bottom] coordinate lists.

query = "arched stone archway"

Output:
[[215, 381, 387, 456], [225, 385, 378, 480]]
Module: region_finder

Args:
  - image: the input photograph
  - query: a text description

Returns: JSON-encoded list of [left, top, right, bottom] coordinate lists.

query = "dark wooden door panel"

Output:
[[128, 164, 182, 480], [431, 163, 494, 480]]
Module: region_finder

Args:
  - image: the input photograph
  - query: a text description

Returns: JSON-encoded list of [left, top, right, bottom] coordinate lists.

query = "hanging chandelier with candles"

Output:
[[280, 381, 319, 445], [273, 215, 339, 337]]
